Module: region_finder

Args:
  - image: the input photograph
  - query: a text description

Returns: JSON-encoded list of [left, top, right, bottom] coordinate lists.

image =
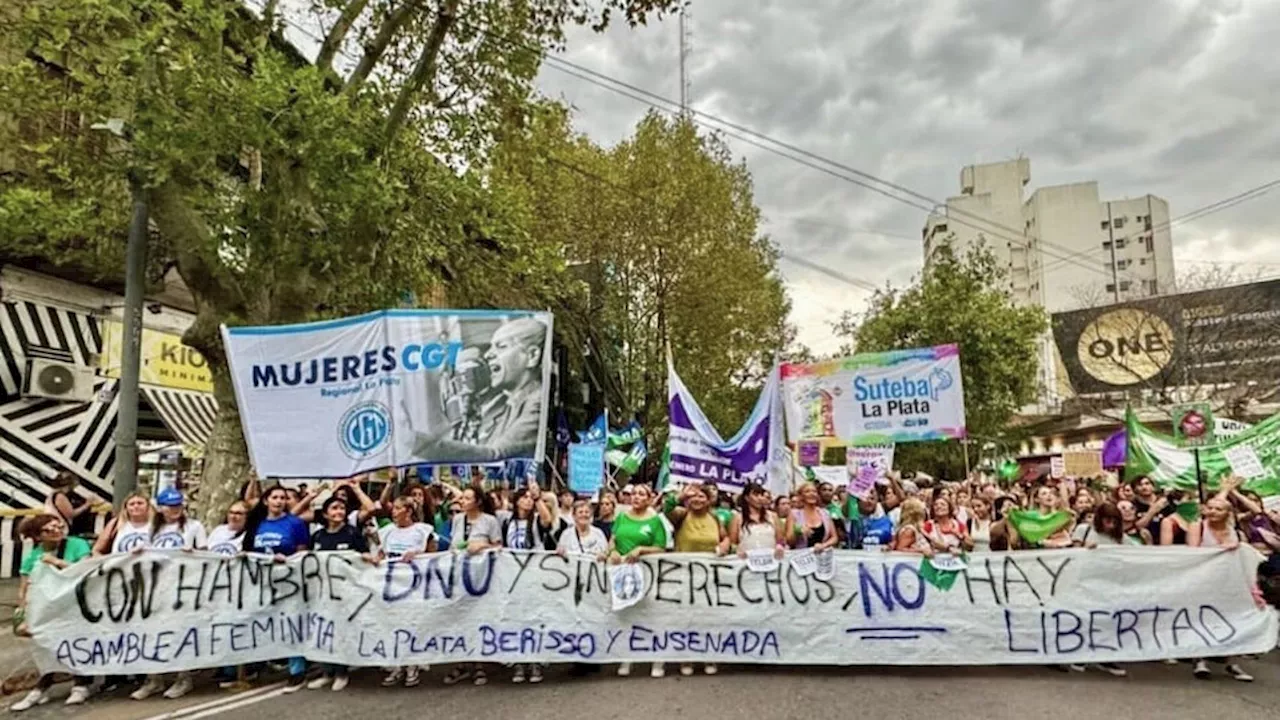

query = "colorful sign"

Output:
[[846, 444, 894, 495], [781, 344, 966, 444], [222, 309, 553, 478], [25, 548, 1278, 673], [1172, 403, 1215, 448], [100, 320, 212, 393]]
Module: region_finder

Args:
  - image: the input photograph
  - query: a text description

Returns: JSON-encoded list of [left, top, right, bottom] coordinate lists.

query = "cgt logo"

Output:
[[338, 402, 392, 459], [1076, 309, 1175, 385]]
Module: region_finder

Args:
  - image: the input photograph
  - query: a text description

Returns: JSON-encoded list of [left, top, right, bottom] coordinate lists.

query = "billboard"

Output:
[[1050, 279, 1280, 396], [100, 320, 213, 393]]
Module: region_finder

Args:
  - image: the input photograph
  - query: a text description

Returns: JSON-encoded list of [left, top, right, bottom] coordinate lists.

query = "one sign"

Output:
[[222, 309, 553, 478], [781, 344, 966, 445], [667, 362, 788, 496], [100, 320, 213, 393], [1172, 403, 1215, 448], [1050, 279, 1280, 396], [568, 443, 606, 495], [27, 549, 1277, 673]]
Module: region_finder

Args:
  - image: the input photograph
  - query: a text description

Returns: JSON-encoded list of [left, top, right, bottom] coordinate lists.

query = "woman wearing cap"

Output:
[[45, 471, 95, 540], [242, 485, 311, 692], [92, 492, 152, 556], [130, 488, 207, 701], [10, 515, 94, 710]]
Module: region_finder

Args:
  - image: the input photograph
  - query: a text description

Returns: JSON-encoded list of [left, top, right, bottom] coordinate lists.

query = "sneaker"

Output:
[[163, 676, 194, 699], [1163, 658, 1179, 665], [405, 666, 421, 688], [512, 665, 526, 683], [704, 664, 718, 676], [680, 663, 694, 677], [331, 675, 349, 692], [528, 666, 543, 684], [282, 676, 306, 694], [1096, 663, 1127, 677], [473, 669, 487, 686], [1225, 664, 1253, 682], [1193, 660, 1211, 679], [307, 676, 332, 690], [10, 689, 48, 712], [65, 685, 92, 706], [442, 667, 471, 686], [382, 668, 405, 687], [131, 677, 164, 701], [218, 671, 259, 689], [1067, 664, 1086, 673], [651, 663, 666, 678], [617, 662, 632, 677]]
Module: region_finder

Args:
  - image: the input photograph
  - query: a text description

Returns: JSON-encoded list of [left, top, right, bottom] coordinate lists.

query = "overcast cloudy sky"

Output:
[[536, 0, 1280, 355]]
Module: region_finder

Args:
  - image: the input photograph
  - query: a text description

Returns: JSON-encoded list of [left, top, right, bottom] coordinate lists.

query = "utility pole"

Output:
[[113, 179, 147, 507], [679, 4, 692, 114]]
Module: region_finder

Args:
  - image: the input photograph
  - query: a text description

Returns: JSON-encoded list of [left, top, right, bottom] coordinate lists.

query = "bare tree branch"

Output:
[[345, 0, 419, 95], [382, 0, 459, 152], [317, 0, 371, 71]]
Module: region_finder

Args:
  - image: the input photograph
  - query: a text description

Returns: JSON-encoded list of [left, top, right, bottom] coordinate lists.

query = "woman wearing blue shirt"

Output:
[[242, 485, 310, 691]]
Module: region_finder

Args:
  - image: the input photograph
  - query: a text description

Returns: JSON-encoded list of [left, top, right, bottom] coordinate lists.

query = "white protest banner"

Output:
[[847, 444, 894, 494], [782, 345, 966, 444], [815, 550, 835, 581], [26, 548, 1276, 673], [222, 309, 553, 477], [788, 549, 817, 577], [745, 549, 779, 574], [1223, 444, 1266, 479]]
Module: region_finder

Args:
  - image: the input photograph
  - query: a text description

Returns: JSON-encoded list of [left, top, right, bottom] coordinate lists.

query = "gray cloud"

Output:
[[537, 0, 1280, 355]]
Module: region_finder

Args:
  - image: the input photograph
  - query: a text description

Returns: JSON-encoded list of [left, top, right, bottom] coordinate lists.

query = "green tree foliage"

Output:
[[833, 241, 1048, 478], [490, 107, 793, 453], [0, 0, 677, 519]]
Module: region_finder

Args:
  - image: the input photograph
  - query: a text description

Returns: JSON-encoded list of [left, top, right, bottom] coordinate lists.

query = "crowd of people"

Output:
[[12, 467, 1280, 709]]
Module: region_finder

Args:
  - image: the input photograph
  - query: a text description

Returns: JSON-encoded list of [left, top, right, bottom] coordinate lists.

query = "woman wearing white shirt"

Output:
[[557, 500, 609, 557], [378, 497, 436, 688], [206, 502, 248, 557], [92, 493, 152, 556]]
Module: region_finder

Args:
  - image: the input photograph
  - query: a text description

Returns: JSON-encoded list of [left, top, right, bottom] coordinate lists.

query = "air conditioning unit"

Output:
[[22, 358, 96, 403]]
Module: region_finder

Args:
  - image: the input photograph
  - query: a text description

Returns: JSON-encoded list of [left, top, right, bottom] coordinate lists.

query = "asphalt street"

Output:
[[11, 655, 1280, 720]]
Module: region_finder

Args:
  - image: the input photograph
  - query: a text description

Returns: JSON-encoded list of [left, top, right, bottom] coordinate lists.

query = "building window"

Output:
[[1116, 259, 1131, 269], [1120, 280, 1132, 292], [1146, 236, 1154, 253], [1113, 217, 1126, 229], [1115, 238, 1127, 249], [1105, 283, 1116, 293], [1139, 258, 1147, 266], [1101, 220, 1109, 230], [1102, 240, 1112, 250]]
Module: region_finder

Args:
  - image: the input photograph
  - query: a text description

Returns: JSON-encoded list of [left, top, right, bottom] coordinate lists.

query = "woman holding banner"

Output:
[[666, 484, 729, 678], [609, 483, 668, 678], [502, 488, 558, 684], [891, 498, 935, 556], [784, 483, 838, 552], [91, 492, 152, 556], [594, 491, 618, 540], [1187, 496, 1254, 682], [443, 486, 502, 687], [241, 485, 311, 693], [732, 482, 784, 558], [11, 515, 94, 710], [378, 496, 436, 688]]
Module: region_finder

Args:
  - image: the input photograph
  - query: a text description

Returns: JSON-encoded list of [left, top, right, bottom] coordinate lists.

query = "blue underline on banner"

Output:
[[845, 626, 948, 634], [225, 308, 540, 335]]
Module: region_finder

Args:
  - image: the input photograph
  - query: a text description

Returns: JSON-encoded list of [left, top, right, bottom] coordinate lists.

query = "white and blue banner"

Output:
[[25, 547, 1278, 673], [222, 309, 553, 478], [667, 362, 791, 496]]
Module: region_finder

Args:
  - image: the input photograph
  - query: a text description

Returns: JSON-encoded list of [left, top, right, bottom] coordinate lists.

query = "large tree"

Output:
[[0, 0, 677, 519], [490, 106, 794, 451], [833, 241, 1048, 478]]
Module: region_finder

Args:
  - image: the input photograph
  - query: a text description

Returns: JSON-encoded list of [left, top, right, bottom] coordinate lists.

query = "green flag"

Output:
[[1006, 510, 1073, 545], [918, 555, 963, 591], [1126, 406, 1280, 495], [657, 444, 672, 491], [1175, 502, 1201, 523]]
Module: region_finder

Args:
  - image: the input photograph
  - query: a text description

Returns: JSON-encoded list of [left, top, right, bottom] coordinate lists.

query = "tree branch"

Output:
[[317, 0, 371, 71], [381, 0, 459, 152], [147, 179, 247, 314], [345, 0, 419, 95]]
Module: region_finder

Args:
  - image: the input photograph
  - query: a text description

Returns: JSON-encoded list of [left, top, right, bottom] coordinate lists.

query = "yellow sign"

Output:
[[100, 321, 213, 393], [1075, 309, 1174, 385]]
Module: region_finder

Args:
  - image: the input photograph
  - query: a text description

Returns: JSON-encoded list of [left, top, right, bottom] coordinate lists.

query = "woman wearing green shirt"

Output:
[[12, 515, 93, 711], [608, 483, 668, 678]]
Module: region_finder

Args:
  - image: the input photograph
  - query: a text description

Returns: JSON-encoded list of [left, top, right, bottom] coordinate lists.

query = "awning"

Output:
[[140, 386, 218, 448]]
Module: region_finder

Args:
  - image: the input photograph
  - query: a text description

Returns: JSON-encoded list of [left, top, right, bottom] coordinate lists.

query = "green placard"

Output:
[[1172, 403, 1215, 448]]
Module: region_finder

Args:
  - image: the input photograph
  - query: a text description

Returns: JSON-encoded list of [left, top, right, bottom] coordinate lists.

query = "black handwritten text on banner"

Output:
[[25, 548, 1277, 674]]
